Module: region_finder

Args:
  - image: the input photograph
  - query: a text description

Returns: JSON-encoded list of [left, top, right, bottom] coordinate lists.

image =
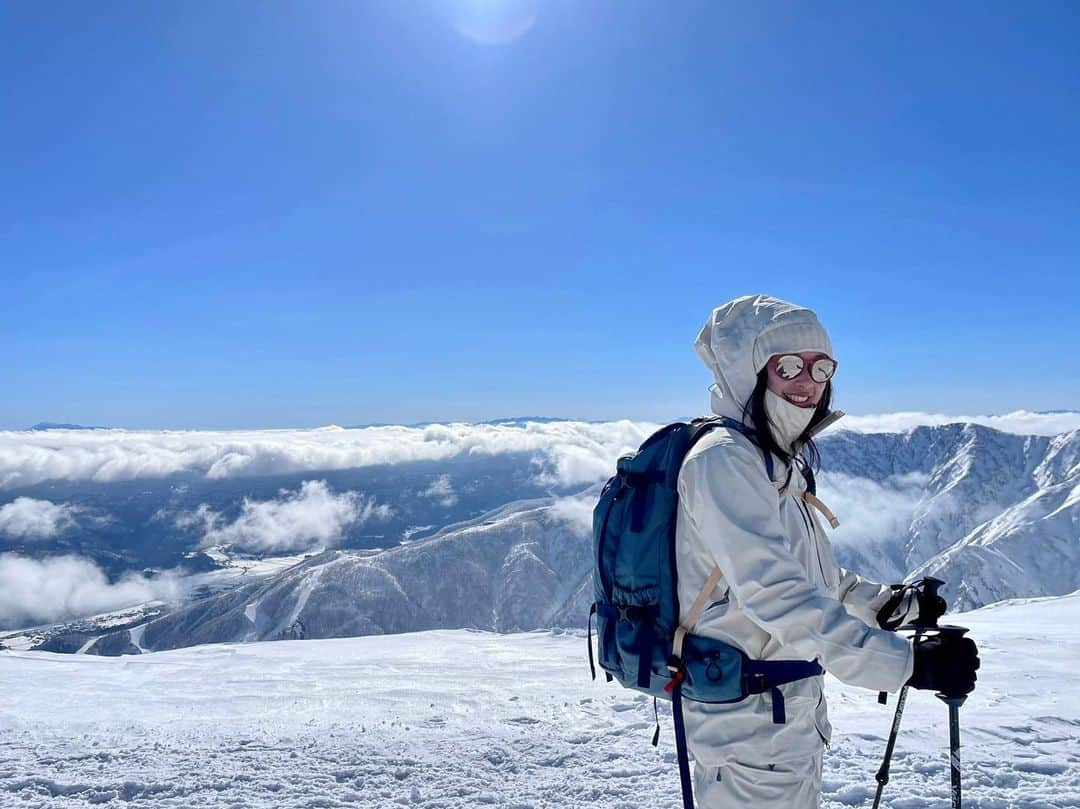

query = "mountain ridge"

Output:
[[5, 421, 1078, 653]]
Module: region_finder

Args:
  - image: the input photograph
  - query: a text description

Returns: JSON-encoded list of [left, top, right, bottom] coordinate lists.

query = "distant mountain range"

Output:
[[23, 416, 578, 432], [21, 410, 1079, 433], [28, 422, 107, 431], [7, 420, 1076, 655]]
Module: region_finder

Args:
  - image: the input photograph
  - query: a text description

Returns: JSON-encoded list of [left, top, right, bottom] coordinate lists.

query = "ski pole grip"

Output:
[[914, 576, 947, 630], [935, 624, 969, 638], [921, 577, 944, 601]]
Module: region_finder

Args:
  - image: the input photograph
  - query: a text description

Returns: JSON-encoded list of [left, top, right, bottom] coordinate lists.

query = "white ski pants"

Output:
[[692, 749, 823, 809]]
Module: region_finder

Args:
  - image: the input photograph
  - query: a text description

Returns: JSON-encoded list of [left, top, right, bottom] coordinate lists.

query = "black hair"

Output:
[[741, 368, 832, 482]]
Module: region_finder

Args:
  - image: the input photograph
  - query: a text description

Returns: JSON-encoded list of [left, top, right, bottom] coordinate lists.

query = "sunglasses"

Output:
[[774, 354, 837, 383]]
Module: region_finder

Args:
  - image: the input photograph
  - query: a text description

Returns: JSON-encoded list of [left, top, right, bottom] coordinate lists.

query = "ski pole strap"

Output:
[[877, 584, 917, 632], [741, 659, 824, 724], [671, 683, 696, 809]]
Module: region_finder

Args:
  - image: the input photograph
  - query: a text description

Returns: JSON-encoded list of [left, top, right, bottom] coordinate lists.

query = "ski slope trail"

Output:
[[1, 595, 1077, 808]]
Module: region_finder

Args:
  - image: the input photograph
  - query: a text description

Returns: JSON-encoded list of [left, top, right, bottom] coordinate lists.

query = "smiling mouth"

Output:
[[784, 393, 815, 408]]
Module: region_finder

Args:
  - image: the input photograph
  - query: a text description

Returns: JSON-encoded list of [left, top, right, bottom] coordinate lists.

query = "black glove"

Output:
[[908, 633, 980, 697], [916, 590, 948, 626]]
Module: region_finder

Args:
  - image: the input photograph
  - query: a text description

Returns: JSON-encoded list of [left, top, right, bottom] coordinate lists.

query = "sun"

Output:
[[449, 0, 539, 45]]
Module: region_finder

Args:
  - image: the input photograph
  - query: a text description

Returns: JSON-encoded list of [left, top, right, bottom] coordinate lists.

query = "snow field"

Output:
[[1, 594, 1078, 808]]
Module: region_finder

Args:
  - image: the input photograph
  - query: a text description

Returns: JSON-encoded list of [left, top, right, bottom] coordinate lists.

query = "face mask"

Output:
[[764, 388, 816, 453]]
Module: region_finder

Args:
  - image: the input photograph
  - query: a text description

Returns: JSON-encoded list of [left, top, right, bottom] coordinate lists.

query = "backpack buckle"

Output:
[[617, 605, 644, 622], [744, 672, 769, 694]]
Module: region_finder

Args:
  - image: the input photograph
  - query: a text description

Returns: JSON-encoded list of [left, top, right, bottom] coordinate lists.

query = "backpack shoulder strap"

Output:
[[703, 416, 774, 481], [672, 415, 775, 653]]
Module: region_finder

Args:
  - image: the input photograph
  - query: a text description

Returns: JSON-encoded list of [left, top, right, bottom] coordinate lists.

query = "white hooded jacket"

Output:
[[675, 295, 914, 768]]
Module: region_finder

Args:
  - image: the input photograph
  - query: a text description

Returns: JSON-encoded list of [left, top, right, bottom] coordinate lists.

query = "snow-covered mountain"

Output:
[[3, 418, 1078, 652], [819, 425, 1080, 609], [911, 428, 1080, 609], [35, 423, 1075, 655], [74, 491, 597, 654]]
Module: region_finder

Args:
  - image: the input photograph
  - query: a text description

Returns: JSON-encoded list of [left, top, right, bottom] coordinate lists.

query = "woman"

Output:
[[676, 294, 978, 808]]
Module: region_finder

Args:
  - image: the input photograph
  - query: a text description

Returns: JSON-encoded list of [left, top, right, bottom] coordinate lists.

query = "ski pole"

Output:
[[934, 625, 971, 809], [870, 578, 944, 809], [870, 680, 909, 809], [939, 695, 966, 809]]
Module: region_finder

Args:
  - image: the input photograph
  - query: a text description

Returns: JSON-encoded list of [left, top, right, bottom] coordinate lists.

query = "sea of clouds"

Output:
[[2, 411, 1077, 491], [0, 421, 655, 490]]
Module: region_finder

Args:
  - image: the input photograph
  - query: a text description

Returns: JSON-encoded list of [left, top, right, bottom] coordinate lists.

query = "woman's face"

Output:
[[765, 351, 832, 409]]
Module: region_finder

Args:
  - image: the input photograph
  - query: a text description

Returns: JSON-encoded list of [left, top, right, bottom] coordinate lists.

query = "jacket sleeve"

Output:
[[837, 568, 894, 626], [838, 569, 921, 628], [678, 440, 913, 693]]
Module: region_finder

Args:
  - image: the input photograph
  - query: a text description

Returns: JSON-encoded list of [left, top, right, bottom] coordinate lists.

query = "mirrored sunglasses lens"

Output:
[[776, 355, 804, 380], [811, 359, 836, 382]]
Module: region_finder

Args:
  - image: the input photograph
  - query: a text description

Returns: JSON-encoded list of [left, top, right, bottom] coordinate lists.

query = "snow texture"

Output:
[[1, 593, 1078, 808]]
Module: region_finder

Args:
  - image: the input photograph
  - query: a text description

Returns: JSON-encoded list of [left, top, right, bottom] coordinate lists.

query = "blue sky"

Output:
[[3, 1, 1078, 429]]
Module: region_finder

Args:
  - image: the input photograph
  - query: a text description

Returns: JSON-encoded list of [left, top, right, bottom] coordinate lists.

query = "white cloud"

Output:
[[815, 471, 928, 550], [422, 474, 458, 507], [0, 554, 181, 629], [0, 497, 80, 539], [172, 503, 219, 533], [1, 414, 1072, 493], [547, 493, 596, 538], [838, 410, 1080, 437], [186, 480, 389, 554], [0, 420, 655, 490]]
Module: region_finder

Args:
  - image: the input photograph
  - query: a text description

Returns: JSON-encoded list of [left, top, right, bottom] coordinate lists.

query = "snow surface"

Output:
[[2, 594, 1078, 808]]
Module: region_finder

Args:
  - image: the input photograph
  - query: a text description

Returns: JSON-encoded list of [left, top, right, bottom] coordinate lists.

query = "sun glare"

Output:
[[449, 0, 539, 45]]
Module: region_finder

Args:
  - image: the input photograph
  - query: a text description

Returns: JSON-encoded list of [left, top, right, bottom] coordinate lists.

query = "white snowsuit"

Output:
[[676, 296, 915, 808]]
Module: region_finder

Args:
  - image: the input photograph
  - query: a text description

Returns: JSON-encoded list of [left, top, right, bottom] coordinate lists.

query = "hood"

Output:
[[694, 294, 833, 422]]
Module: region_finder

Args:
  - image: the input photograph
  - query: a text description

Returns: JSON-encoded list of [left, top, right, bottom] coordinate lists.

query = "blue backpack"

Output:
[[588, 416, 822, 809]]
